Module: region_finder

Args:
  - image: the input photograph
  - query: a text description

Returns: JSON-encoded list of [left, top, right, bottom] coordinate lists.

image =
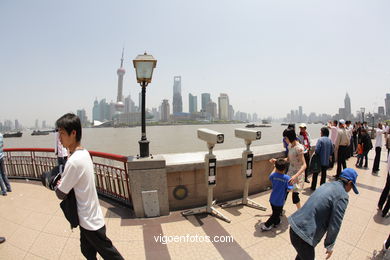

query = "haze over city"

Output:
[[1, 0, 389, 127]]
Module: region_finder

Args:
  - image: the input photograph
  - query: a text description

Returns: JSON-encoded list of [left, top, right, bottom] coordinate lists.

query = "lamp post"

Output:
[[360, 107, 365, 123], [133, 52, 157, 158]]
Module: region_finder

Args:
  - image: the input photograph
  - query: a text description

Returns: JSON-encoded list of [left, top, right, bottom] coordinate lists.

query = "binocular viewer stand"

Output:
[[181, 144, 231, 223], [221, 143, 266, 211]]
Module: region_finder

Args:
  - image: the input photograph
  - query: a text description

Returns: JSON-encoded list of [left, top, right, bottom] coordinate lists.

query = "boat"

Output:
[[245, 123, 272, 128], [3, 131, 23, 138], [31, 130, 51, 136]]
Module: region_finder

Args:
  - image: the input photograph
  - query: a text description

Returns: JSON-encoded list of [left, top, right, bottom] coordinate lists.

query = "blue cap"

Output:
[[340, 168, 359, 194]]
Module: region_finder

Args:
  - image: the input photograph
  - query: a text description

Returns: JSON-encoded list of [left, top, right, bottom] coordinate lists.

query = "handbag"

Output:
[[60, 189, 79, 229], [309, 153, 321, 174]]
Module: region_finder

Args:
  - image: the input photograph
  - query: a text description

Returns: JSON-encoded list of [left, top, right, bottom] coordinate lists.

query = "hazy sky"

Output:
[[1, 0, 389, 127]]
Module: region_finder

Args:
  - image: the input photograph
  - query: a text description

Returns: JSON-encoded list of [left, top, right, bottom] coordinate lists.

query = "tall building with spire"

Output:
[[115, 48, 125, 113], [385, 93, 390, 116], [172, 76, 183, 114], [344, 93, 351, 119]]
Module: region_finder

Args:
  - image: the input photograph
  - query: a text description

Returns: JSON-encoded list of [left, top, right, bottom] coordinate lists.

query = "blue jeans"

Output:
[[0, 158, 11, 194]]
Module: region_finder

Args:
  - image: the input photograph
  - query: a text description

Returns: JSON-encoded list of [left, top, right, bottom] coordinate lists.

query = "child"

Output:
[[355, 143, 363, 168], [260, 158, 293, 231]]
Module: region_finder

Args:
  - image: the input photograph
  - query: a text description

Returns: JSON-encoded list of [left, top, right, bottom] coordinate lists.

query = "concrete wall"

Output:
[[162, 143, 297, 211]]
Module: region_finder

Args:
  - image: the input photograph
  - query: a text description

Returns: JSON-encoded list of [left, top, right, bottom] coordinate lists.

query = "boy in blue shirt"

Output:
[[261, 158, 293, 231]]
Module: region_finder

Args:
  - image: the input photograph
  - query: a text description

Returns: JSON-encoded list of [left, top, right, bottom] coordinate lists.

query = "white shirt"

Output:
[[375, 128, 385, 148], [58, 149, 104, 231], [330, 126, 338, 145], [55, 132, 68, 158]]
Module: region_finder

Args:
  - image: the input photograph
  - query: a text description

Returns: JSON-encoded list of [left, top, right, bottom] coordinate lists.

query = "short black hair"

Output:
[[285, 128, 296, 143], [55, 113, 82, 142], [333, 120, 338, 126], [275, 158, 287, 172], [321, 127, 329, 137]]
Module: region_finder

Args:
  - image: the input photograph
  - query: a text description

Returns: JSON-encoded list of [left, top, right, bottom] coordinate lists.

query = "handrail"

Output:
[[4, 148, 128, 162], [3, 148, 132, 207]]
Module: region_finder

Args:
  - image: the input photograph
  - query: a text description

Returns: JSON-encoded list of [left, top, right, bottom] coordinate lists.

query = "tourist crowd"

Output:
[[265, 120, 390, 259]]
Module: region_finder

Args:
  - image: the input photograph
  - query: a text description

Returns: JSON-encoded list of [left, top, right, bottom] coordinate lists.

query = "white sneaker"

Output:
[[260, 222, 273, 231]]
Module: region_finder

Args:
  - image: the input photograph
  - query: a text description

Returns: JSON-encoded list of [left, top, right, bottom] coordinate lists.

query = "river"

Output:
[[4, 123, 324, 156]]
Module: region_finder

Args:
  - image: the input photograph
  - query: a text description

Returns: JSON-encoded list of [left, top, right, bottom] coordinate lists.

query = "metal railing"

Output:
[[3, 148, 132, 207]]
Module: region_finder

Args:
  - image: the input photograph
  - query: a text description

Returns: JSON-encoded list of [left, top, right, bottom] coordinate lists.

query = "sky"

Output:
[[0, 0, 389, 127]]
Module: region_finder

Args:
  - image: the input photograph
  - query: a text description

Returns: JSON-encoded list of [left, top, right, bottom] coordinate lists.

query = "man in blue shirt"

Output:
[[0, 133, 12, 196], [260, 158, 293, 231], [288, 168, 359, 260], [311, 127, 334, 190]]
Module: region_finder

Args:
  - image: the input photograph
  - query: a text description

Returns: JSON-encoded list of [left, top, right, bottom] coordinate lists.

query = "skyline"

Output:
[[1, 0, 389, 126]]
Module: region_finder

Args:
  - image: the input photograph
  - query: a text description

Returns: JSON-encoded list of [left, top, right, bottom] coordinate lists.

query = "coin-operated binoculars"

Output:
[[221, 128, 266, 211], [181, 128, 231, 223]]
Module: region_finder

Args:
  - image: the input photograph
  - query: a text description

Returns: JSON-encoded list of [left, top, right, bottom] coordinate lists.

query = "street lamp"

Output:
[[360, 107, 365, 123], [133, 52, 157, 157]]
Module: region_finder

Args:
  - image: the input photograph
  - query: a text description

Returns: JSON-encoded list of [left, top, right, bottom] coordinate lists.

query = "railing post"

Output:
[[124, 161, 131, 205], [31, 151, 37, 178]]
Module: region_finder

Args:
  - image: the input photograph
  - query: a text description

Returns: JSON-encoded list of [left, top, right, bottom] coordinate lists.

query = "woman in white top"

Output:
[[271, 128, 307, 209]]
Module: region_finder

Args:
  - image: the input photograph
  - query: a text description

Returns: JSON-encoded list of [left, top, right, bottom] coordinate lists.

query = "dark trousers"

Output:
[[373, 147, 381, 172], [304, 153, 310, 181], [80, 225, 124, 260], [378, 173, 390, 217], [0, 158, 11, 194], [311, 166, 328, 190], [264, 204, 283, 228], [336, 146, 348, 177], [353, 136, 358, 154], [290, 227, 315, 260]]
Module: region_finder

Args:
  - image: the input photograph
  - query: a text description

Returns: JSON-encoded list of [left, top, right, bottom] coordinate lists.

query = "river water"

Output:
[[5, 123, 324, 156]]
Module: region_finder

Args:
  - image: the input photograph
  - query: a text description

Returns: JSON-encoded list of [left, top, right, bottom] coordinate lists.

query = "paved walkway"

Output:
[[0, 151, 389, 260]]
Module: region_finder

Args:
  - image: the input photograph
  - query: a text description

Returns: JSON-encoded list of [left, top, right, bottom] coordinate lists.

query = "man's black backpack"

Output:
[[60, 189, 79, 229]]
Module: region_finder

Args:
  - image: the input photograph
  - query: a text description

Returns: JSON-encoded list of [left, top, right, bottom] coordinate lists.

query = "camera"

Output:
[[41, 166, 61, 190], [235, 128, 261, 142], [197, 128, 224, 145]]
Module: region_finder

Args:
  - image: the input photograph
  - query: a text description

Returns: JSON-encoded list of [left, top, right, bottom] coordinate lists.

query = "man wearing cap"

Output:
[[288, 168, 359, 260], [334, 119, 350, 178]]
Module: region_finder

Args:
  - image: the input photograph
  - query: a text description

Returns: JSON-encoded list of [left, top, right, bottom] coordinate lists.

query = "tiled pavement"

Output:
[[0, 150, 389, 260]]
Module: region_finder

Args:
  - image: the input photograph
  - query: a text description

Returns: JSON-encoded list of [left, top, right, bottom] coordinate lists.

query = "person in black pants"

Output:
[[372, 123, 385, 174], [378, 154, 390, 218], [311, 127, 333, 190], [335, 120, 350, 178], [358, 129, 372, 168]]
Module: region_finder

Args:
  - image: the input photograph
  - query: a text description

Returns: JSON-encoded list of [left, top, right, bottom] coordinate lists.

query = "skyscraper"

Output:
[[188, 93, 197, 113], [378, 106, 385, 115], [385, 93, 390, 116], [124, 94, 136, 113], [92, 98, 100, 122], [218, 93, 229, 120], [298, 106, 303, 122], [206, 101, 217, 120], [77, 109, 88, 126], [161, 99, 170, 122], [172, 76, 183, 114], [115, 48, 125, 113], [201, 93, 211, 112], [344, 93, 351, 118]]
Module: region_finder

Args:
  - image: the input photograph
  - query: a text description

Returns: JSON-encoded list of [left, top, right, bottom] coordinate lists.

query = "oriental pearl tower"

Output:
[[115, 48, 125, 113]]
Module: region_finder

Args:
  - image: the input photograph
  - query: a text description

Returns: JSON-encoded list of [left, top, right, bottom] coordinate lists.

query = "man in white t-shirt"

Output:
[[373, 123, 385, 174], [54, 113, 123, 260]]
